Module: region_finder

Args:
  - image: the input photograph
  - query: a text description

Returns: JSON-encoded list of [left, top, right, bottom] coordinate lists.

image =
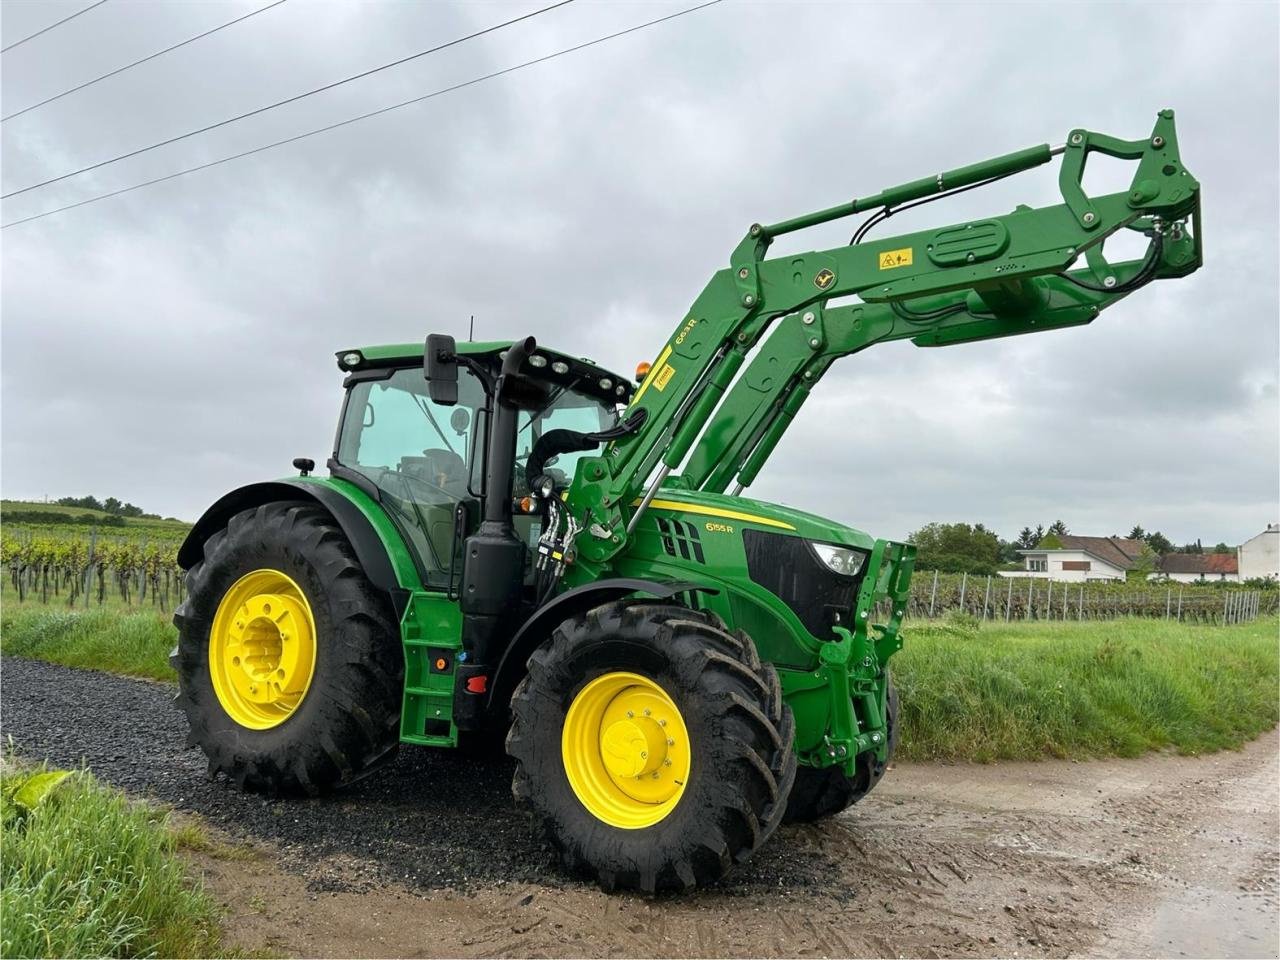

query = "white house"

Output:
[[1151, 552, 1239, 583], [1003, 535, 1143, 583], [1239, 523, 1279, 582]]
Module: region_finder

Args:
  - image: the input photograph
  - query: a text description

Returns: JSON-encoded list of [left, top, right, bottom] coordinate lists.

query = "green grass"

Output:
[[0, 764, 224, 959], [3, 606, 1276, 763], [0, 607, 176, 681], [894, 613, 1280, 762]]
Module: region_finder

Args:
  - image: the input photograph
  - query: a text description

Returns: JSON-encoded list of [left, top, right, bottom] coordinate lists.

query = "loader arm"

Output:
[[565, 110, 1201, 566]]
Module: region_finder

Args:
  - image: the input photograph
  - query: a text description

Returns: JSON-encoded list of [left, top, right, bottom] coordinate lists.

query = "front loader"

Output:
[[173, 111, 1202, 892]]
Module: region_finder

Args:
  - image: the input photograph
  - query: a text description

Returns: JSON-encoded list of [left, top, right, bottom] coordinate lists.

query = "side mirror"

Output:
[[424, 333, 458, 406]]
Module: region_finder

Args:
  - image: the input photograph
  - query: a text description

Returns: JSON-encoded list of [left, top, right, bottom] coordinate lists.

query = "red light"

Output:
[[465, 675, 489, 694]]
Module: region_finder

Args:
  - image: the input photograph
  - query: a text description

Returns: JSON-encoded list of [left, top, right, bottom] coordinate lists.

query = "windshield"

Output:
[[335, 364, 616, 586]]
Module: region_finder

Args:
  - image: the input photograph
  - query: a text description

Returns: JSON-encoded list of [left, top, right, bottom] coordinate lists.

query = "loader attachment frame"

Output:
[[561, 110, 1200, 566]]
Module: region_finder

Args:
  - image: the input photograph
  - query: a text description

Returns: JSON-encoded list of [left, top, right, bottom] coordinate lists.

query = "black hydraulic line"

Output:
[[1059, 232, 1164, 293], [849, 170, 1021, 246]]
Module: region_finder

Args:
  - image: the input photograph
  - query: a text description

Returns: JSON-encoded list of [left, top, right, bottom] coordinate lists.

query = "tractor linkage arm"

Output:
[[564, 110, 1201, 568]]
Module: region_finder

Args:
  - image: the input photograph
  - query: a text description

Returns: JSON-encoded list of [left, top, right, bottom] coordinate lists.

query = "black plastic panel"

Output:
[[742, 530, 867, 638]]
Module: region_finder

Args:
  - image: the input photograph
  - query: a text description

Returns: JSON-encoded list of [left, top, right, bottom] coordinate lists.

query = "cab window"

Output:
[[336, 367, 485, 586]]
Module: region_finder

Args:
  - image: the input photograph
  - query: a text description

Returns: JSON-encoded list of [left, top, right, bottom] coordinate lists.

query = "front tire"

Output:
[[783, 677, 899, 823], [172, 502, 403, 795], [506, 602, 796, 893]]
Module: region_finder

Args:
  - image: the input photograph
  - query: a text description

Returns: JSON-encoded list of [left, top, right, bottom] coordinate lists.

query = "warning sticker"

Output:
[[878, 247, 913, 270], [653, 365, 676, 391]]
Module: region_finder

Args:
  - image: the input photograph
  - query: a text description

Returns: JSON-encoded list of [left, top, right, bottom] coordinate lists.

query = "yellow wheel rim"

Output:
[[561, 671, 691, 829], [209, 569, 317, 730]]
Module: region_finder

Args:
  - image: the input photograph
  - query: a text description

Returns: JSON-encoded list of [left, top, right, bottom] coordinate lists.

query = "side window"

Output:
[[515, 397, 613, 490], [337, 368, 486, 586]]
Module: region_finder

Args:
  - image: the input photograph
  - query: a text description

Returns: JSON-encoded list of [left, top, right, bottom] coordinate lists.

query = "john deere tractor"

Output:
[[174, 111, 1201, 892]]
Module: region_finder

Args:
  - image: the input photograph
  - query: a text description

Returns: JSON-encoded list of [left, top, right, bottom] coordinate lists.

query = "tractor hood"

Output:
[[637, 488, 879, 552]]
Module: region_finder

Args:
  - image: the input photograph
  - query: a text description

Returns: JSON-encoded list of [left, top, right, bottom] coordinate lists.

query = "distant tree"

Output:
[[1016, 526, 1037, 550], [102, 497, 122, 515], [1127, 542, 1159, 581], [1127, 524, 1146, 540], [1211, 541, 1234, 554], [56, 495, 103, 512], [1144, 530, 1175, 556], [1038, 532, 1064, 549], [1033, 523, 1045, 545], [1178, 539, 1204, 554], [998, 538, 1022, 564], [1047, 520, 1069, 537], [909, 522, 1001, 575], [119, 502, 145, 518]]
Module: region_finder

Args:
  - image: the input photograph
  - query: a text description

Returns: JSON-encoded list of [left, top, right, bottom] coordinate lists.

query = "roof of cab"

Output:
[[335, 340, 634, 405]]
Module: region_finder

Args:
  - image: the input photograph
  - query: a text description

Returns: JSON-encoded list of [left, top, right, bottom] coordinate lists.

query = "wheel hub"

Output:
[[600, 715, 667, 779], [562, 672, 691, 829], [210, 570, 317, 729]]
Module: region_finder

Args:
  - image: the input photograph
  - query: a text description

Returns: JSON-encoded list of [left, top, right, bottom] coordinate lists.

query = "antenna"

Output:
[[468, 315, 474, 341]]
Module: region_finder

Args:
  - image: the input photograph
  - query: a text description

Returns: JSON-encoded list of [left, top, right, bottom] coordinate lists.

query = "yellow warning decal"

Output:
[[878, 247, 913, 270], [653, 365, 676, 391], [630, 344, 673, 406]]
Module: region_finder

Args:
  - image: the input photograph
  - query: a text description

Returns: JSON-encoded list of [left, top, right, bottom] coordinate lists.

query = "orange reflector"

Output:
[[434, 657, 447, 670], [519, 496, 533, 514], [465, 675, 489, 694], [635, 360, 651, 381]]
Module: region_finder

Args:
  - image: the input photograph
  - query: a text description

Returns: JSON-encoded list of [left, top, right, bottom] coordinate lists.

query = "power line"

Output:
[[3, 0, 290, 122], [2, 0, 723, 229], [1, 0, 110, 54], [2, 0, 574, 199]]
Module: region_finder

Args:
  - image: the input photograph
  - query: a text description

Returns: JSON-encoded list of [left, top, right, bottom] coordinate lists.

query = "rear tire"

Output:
[[506, 601, 795, 893], [783, 676, 898, 823], [172, 502, 403, 795]]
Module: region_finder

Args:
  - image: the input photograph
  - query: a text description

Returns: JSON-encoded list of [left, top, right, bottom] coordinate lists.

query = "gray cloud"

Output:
[[2, 0, 1276, 547]]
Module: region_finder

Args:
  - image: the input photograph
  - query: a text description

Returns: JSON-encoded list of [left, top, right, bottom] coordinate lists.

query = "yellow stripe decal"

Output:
[[634, 498, 796, 531], [630, 344, 673, 407]]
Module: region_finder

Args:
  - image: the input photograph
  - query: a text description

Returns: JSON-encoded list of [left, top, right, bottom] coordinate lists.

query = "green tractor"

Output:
[[174, 112, 1201, 892]]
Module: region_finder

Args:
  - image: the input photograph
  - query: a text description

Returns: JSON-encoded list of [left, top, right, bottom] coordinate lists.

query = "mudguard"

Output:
[[485, 577, 717, 714], [177, 479, 415, 612]]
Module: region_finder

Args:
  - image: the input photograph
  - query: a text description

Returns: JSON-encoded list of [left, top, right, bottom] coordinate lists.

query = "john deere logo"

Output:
[[814, 268, 835, 290]]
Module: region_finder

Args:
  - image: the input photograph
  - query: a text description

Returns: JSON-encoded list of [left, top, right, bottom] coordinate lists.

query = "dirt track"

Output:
[[3, 655, 1277, 958]]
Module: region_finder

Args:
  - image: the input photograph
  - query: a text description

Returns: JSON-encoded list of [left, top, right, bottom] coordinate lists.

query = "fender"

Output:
[[485, 577, 718, 714], [177, 479, 417, 613]]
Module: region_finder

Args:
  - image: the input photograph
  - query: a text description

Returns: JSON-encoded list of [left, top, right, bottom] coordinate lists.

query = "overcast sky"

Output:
[[2, 0, 1277, 546]]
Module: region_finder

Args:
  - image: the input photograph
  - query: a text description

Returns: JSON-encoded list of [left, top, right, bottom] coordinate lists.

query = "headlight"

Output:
[[809, 542, 865, 577]]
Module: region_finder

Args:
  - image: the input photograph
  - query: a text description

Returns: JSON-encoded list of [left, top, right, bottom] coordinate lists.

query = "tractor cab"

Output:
[[331, 341, 632, 590]]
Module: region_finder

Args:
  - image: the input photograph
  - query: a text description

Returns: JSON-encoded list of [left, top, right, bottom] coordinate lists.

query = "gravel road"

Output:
[[4, 655, 1277, 958]]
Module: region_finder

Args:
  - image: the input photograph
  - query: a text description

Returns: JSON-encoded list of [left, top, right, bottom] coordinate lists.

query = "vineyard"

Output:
[[2, 524, 187, 612], [3, 513, 1276, 626], [881, 570, 1278, 625]]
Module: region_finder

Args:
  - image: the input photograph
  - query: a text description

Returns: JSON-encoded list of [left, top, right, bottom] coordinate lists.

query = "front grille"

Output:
[[656, 517, 706, 564], [742, 530, 867, 638]]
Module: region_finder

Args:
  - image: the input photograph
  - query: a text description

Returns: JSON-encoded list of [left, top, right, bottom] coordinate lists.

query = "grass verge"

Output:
[[894, 614, 1280, 762], [3, 606, 1276, 763], [0, 607, 175, 681], [0, 763, 224, 959]]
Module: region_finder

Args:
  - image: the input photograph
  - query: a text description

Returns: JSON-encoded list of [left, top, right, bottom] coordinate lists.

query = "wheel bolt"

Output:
[[667, 738, 674, 746], [643, 708, 651, 716], [658, 719, 667, 727]]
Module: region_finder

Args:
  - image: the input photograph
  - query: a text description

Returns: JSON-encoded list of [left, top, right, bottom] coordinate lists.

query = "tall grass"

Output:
[[893, 614, 1280, 762], [0, 608, 175, 681], [3, 607, 1276, 763], [0, 766, 223, 959]]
